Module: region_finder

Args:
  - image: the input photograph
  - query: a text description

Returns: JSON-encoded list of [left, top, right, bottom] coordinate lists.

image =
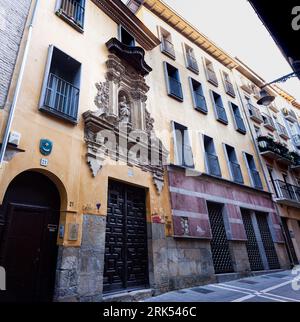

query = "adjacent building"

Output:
[[0, 0, 299, 302]]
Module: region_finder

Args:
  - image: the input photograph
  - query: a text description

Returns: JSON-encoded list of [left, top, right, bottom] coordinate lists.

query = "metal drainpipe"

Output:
[[0, 0, 40, 166], [232, 70, 295, 268]]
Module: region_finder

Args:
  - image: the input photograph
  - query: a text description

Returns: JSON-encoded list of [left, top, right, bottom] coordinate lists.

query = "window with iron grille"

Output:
[[160, 27, 175, 59], [204, 59, 218, 86], [210, 90, 228, 124], [189, 77, 207, 114], [244, 152, 263, 189], [229, 102, 246, 134], [39, 45, 81, 124], [224, 144, 244, 184], [56, 0, 85, 31], [164, 62, 183, 101], [204, 135, 221, 177], [185, 44, 199, 74], [172, 122, 194, 168], [223, 72, 235, 97]]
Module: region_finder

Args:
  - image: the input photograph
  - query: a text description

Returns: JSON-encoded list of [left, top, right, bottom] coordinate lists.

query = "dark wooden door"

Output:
[[0, 171, 60, 302], [207, 202, 233, 274], [103, 181, 148, 293]]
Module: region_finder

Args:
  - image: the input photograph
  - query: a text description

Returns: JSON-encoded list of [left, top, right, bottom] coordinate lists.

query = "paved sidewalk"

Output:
[[144, 270, 300, 302]]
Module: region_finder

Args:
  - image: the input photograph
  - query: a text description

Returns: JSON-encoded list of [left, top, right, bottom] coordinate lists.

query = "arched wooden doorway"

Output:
[[0, 171, 61, 302]]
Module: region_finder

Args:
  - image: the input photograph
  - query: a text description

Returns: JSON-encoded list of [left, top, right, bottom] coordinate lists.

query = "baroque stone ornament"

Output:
[[83, 39, 168, 194]]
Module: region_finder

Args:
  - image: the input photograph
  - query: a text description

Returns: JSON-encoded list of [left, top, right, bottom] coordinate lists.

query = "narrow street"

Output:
[[144, 270, 300, 302]]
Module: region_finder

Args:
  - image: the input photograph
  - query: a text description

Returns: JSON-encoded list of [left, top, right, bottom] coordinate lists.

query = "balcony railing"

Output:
[[161, 38, 175, 58], [250, 169, 263, 189], [257, 136, 293, 164], [43, 73, 79, 122], [193, 91, 207, 113], [247, 103, 263, 123], [262, 113, 275, 131], [186, 54, 199, 73], [293, 134, 300, 148], [234, 113, 246, 134], [277, 123, 289, 139], [168, 77, 183, 100], [224, 80, 235, 97], [206, 152, 221, 177], [215, 104, 228, 124], [274, 180, 300, 206], [283, 108, 298, 122], [229, 161, 244, 184], [59, 0, 85, 28], [206, 68, 218, 86]]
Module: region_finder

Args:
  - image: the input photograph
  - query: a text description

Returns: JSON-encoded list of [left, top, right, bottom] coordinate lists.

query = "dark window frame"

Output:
[[164, 62, 183, 101]]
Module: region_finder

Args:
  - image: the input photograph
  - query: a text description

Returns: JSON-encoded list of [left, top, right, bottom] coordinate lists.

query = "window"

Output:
[[204, 135, 221, 177], [254, 125, 261, 138], [223, 72, 235, 97], [185, 45, 198, 74], [119, 26, 135, 46], [172, 122, 194, 168], [210, 90, 228, 124], [164, 62, 183, 101], [56, 0, 85, 31], [189, 78, 207, 113], [244, 153, 263, 189], [39, 45, 81, 123], [160, 28, 175, 59], [229, 102, 246, 134], [204, 59, 218, 86], [224, 145, 243, 184]]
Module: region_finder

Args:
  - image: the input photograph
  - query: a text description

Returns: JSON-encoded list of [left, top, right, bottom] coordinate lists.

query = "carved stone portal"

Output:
[[83, 38, 168, 194]]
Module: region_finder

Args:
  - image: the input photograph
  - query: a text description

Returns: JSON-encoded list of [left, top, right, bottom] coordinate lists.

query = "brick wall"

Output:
[[0, 0, 31, 108]]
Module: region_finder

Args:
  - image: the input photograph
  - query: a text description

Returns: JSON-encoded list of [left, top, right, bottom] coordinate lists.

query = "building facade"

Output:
[[0, 0, 298, 302]]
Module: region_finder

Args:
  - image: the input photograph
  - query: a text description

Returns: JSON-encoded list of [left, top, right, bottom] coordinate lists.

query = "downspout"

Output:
[[0, 0, 39, 166], [232, 71, 295, 268]]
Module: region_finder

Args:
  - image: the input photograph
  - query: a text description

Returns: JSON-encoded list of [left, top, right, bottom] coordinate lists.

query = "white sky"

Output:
[[125, 0, 300, 101]]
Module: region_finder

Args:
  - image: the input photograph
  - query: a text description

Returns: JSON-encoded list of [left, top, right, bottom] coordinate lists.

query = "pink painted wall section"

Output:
[[225, 204, 247, 241], [270, 212, 285, 243]]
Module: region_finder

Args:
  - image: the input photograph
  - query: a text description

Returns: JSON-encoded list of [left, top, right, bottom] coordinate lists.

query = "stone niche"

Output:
[[83, 38, 168, 194]]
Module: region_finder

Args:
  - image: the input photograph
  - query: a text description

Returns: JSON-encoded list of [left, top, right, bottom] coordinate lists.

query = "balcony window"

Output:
[[276, 122, 289, 140], [210, 90, 228, 124], [244, 152, 263, 189], [160, 28, 175, 59], [185, 45, 199, 74], [205, 59, 218, 86], [282, 108, 298, 122], [172, 122, 194, 168], [229, 102, 246, 134], [39, 45, 81, 123], [223, 72, 235, 97], [246, 100, 263, 124], [189, 78, 207, 113], [204, 135, 221, 177], [274, 180, 300, 206], [224, 144, 243, 184], [119, 26, 135, 47], [164, 62, 183, 101], [56, 0, 85, 31], [262, 113, 275, 131]]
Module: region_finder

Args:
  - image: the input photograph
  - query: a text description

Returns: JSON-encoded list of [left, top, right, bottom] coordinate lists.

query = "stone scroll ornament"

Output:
[[83, 42, 168, 194]]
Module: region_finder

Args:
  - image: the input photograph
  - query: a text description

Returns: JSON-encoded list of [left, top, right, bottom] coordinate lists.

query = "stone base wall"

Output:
[[229, 241, 251, 273], [275, 242, 291, 270], [54, 215, 106, 302]]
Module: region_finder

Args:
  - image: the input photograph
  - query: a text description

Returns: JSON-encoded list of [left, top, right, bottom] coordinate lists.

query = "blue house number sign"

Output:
[[39, 139, 53, 156]]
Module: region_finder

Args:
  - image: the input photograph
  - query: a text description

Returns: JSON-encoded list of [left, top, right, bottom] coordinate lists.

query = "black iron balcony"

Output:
[[250, 169, 263, 189], [229, 161, 244, 184], [58, 0, 85, 29], [215, 104, 228, 124], [293, 134, 300, 148], [206, 68, 218, 86], [168, 77, 183, 100], [224, 80, 235, 97], [277, 122, 289, 140], [262, 113, 275, 131], [247, 103, 263, 123], [186, 54, 199, 74], [43, 73, 79, 122], [206, 152, 221, 177], [234, 114, 246, 134], [193, 91, 207, 113], [257, 136, 293, 164], [161, 38, 175, 59], [274, 179, 300, 207], [282, 108, 298, 122]]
